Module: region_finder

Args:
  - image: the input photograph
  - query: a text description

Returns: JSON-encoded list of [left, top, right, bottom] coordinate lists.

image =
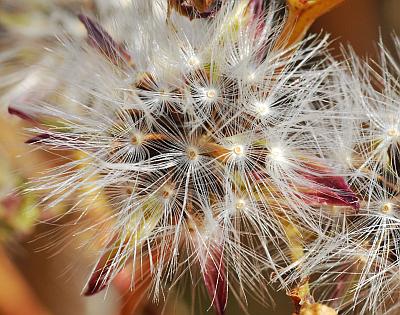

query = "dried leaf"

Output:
[[84, 207, 163, 296], [201, 245, 227, 315], [84, 245, 120, 296], [25, 133, 80, 149], [8, 107, 37, 124], [78, 14, 133, 67], [298, 165, 359, 211], [25, 133, 53, 145]]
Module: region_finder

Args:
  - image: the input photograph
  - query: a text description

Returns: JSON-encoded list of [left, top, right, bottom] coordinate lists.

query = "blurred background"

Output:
[[312, 0, 400, 57], [0, 0, 399, 314]]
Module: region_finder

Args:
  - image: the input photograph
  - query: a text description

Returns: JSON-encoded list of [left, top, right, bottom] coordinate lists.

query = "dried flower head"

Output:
[[282, 35, 400, 315], [5, 0, 364, 314]]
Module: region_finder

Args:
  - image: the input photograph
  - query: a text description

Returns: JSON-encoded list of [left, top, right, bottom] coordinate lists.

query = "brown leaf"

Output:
[[8, 107, 37, 124], [84, 250, 117, 296], [201, 245, 227, 315], [298, 164, 359, 211], [78, 14, 133, 67], [252, 163, 359, 211], [25, 133, 53, 145], [84, 235, 130, 296], [25, 133, 81, 149], [84, 234, 169, 298]]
